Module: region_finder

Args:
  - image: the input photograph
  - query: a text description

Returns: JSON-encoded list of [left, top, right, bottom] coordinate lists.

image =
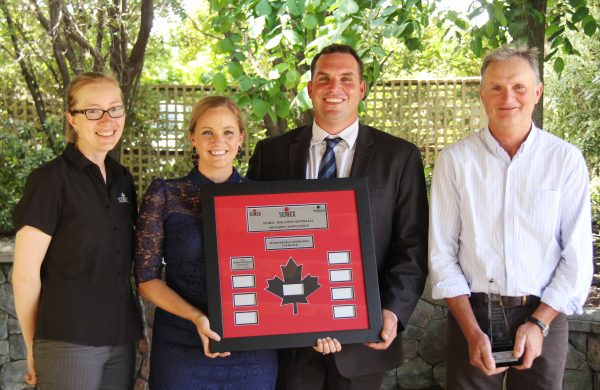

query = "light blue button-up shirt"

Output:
[[306, 119, 359, 179], [429, 124, 593, 315]]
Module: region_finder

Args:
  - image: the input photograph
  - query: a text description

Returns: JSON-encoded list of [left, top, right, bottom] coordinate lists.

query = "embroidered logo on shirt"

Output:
[[117, 192, 130, 204]]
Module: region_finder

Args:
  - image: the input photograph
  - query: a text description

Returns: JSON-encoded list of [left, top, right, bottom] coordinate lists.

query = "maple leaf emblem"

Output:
[[284, 206, 289, 212], [266, 258, 321, 315]]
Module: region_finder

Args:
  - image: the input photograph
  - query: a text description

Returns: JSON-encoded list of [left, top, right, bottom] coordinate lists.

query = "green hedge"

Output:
[[0, 118, 63, 234]]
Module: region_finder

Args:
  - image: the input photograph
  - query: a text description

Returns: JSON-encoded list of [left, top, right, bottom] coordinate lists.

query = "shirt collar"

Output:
[[189, 167, 242, 186], [481, 121, 539, 158], [63, 142, 121, 177], [310, 119, 359, 149], [520, 122, 539, 153], [63, 143, 94, 170]]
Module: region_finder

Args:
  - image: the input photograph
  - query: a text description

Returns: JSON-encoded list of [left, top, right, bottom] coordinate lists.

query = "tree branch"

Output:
[[242, 34, 267, 79], [123, 0, 154, 107], [188, 17, 220, 39], [0, 0, 54, 150], [29, 0, 50, 31], [93, 7, 105, 71], [49, 0, 71, 96], [0, 43, 14, 55], [60, 3, 104, 67], [108, 0, 124, 82]]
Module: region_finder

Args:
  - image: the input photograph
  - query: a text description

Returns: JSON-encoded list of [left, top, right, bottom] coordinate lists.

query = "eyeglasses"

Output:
[[70, 105, 125, 120]]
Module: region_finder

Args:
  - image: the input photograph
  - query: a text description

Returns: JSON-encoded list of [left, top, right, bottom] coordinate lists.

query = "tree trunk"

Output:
[[263, 114, 284, 137], [49, 0, 70, 94], [3, 0, 154, 161], [123, 0, 154, 109], [299, 110, 314, 127], [110, 0, 154, 162], [295, 50, 312, 129], [1, 0, 55, 151], [526, 0, 547, 128]]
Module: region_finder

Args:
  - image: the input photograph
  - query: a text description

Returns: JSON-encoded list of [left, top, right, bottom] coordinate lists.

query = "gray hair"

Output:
[[480, 45, 541, 84]]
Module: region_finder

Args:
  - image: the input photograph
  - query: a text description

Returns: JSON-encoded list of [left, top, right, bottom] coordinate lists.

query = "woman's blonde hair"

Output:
[[188, 96, 246, 136], [65, 72, 123, 143]]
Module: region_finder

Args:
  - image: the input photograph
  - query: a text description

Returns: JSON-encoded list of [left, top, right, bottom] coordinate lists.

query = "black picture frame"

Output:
[[201, 178, 382, 352]]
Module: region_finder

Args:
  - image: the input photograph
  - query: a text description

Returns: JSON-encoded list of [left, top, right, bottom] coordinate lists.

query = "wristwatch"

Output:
[[527, 316, 550, 337]]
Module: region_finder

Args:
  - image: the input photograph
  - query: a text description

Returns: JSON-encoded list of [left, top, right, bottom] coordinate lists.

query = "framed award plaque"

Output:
[[201, 178, 383, 352]]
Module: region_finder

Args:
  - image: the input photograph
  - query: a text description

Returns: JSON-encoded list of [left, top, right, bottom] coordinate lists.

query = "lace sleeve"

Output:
[[134, 179, 167, 283]]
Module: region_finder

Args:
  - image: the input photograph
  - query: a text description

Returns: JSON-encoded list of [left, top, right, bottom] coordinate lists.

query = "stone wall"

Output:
[[0, 263, 34, 390], [380, 287, 600, 390], [133, 283, 600, 390], [1, 234, 599, 389], [0, 239, 32, 389]]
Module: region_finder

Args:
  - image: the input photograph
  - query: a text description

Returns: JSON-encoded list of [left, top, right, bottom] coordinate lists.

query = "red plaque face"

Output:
[[202, 179, 382, 352]]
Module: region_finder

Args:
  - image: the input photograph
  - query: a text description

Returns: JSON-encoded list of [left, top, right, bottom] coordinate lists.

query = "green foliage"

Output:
[[544, 3, 600, 232], [142, 2, 218, 83], [0, 0, 179, 151], [0, 118, 63, 234], [203, 0, 435, 135], [591, 177, 600, 230], [443, 0, 598, 75], [382, 11, 482, 78], [545, 33, 600, 177], [590, 176, 599, 261]]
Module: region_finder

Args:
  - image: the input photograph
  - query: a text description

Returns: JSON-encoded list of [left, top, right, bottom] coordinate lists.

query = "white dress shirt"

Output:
[[306, 119, 401, 324], [429, 124, 593, 315], [306, 119, 359, 179]]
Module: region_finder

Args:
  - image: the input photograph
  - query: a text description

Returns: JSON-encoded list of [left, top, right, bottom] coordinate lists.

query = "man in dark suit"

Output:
[[247, 44, 428, 389]]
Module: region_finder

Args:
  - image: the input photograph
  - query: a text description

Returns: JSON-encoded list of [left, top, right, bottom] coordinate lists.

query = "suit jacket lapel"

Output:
[[349, 123, 374, 177], [289, 125, 312, 179]]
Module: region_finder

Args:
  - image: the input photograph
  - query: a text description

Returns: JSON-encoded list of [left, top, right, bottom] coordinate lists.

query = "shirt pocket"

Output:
[[528, 190, 560, 237]]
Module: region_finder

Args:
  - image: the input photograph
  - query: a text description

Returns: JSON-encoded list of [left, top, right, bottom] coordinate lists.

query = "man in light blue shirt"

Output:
[[429, 45, 593, 390]]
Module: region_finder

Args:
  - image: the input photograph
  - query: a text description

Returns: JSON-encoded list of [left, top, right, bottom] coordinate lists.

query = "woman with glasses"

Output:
[[12, 72, 143, 390], [134, 96, 277, 389]]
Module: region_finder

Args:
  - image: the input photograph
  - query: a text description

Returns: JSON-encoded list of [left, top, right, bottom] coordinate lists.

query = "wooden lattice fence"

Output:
[[363, 78, 485, 164], [2, 78, 486, 197], [119, 84, 222, 197]]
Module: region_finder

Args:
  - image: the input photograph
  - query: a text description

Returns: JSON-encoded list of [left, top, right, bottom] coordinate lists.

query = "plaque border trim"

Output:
[[202, 178, 382, 352]]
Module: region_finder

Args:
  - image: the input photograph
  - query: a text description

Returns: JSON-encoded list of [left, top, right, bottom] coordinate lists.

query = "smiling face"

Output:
[[480, 56, 543, 138], [190, 106, 244, 183], [66, 81, 125, 160], [308, 52, 366, 134]]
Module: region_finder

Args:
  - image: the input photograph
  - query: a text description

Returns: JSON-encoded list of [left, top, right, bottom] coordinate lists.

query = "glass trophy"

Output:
[[487, 293, 522, 367]]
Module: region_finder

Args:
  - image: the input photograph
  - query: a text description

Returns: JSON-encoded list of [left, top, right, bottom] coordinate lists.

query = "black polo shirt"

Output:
[[13, 143, 143, 346]]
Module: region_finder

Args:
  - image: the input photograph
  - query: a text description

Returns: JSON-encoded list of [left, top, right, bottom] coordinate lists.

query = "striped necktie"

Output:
[[318, 138, 341, 179]]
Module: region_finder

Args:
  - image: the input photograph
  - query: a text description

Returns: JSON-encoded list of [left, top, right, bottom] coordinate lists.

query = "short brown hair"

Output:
[[481, 45, 541, 84], [188, 96, 246, 136], [65, 72, 123, 143], [310, 44, 364, 80]]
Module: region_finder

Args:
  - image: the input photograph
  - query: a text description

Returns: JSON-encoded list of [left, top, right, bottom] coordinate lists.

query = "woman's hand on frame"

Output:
[[192, 313, 231, 358]]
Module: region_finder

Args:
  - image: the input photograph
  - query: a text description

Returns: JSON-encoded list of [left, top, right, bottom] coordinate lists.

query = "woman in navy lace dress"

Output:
[[134, 96, 277, 389]]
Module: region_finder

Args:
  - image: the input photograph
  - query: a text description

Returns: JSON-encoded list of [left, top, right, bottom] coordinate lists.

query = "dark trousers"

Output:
[[34, 339, 135, 390], [277, 347, 384, 390], [445, 298, 568, 390]]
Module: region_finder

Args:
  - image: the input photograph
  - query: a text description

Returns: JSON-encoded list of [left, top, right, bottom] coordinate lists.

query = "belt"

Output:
[[470, 293, 539, 307]]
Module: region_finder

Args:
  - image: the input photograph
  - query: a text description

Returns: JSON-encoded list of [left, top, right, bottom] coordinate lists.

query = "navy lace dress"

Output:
[[134, 168, 277, 390]]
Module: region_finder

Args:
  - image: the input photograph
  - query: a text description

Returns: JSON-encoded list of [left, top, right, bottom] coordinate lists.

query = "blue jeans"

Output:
[[33, 339, 135, 390]]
